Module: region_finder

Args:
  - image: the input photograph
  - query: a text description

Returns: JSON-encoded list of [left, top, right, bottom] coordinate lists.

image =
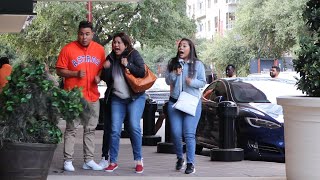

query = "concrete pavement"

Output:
[[48, 121, 286, 179]]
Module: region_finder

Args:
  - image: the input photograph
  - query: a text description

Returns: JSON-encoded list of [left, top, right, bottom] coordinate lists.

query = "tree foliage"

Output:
[[0, 0, 195, 69], [197, 0, 308, 77], [294, 0, 320, 96], [197, 33, 252, 77], [235, 0, 307, 59]]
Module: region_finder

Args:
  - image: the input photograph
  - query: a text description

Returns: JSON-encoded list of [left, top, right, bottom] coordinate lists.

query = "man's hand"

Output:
[[95, 76, 101, 84], [78, 69, 86, 78]]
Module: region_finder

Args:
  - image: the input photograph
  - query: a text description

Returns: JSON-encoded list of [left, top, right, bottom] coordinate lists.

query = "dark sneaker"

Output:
[[175, 158, 185, 170], [185, 163, 195, 174]]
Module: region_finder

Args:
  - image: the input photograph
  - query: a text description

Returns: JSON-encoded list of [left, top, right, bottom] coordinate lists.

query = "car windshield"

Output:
[[230, 79, 303, 103], [231, 82, 270, 103]]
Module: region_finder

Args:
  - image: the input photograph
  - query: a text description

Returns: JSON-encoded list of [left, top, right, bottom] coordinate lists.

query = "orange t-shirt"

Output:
[[56, 41, 106, 102], [0, 64, 12, 89]]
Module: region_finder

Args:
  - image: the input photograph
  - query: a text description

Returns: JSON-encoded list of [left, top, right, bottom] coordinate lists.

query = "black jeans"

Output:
[[102, 99, 111, 159]]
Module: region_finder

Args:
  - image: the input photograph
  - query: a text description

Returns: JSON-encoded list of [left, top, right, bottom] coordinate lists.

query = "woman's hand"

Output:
[[174, 67, 182, 75], [186, 77, 192, 85], [121, 57, 128, 67], [103, 60, 111, 68]]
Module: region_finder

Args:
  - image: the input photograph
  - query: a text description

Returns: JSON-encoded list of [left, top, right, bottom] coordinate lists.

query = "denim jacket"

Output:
[[165, 60, 206, 99]]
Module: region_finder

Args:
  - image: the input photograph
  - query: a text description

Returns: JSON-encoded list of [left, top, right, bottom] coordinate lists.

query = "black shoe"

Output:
[[185, 163, 195, 174], [175, 158, 185, 170]]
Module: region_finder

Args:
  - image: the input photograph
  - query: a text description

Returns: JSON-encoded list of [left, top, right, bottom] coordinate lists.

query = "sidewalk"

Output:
[[48, 121, 286, 179]]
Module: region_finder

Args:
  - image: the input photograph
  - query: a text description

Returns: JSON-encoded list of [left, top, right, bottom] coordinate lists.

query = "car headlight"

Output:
[[245, 117, 281, 129]]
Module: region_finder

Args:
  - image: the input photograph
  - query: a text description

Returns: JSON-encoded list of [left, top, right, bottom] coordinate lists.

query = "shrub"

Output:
[[0, 60, 87, 144], [294, 0, 320, 96]]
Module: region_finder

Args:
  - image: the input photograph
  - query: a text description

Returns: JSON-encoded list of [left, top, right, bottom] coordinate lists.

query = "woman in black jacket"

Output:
[[100, 32, 146, 173]]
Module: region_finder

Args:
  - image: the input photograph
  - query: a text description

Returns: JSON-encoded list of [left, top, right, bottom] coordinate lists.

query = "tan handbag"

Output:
[[125, 64, 157, 93]]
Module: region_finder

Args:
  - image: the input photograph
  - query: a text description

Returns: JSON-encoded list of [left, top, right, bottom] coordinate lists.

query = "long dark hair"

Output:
[[167, 38, 198, 78]]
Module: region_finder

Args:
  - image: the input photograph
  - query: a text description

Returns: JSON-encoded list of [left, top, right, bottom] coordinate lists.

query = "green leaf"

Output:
[[6, 106, 13, 111], [26, 94, 32, 99]]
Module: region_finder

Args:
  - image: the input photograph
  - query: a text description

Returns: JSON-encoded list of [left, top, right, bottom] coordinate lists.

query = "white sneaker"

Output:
[[64, 161, 75, 172], [98, 157, 109, 168], [83, 160, 103, 171]]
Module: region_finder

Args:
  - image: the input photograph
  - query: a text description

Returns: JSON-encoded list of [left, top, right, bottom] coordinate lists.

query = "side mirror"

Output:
[[214, 96, 224, 103]]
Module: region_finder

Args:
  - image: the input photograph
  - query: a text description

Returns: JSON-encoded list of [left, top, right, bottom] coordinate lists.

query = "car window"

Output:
[[231, 82, 270, 103], [203, 81, 227, 101], [214, 81, 227, 100], [202, 82, 216, 100], [244, 79, 303, 104]]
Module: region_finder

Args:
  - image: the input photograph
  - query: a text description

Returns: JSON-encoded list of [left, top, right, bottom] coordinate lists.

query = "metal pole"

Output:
[[87, 1, 92, 22]]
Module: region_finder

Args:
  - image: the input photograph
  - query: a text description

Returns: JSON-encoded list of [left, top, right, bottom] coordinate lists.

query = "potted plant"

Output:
[[0, 60, 87, 180], [276, 0, 320, 179]]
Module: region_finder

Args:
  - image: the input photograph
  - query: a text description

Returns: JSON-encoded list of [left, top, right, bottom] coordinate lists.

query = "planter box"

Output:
[[0, 142, 57, 180], [277, 96, 320, 180]]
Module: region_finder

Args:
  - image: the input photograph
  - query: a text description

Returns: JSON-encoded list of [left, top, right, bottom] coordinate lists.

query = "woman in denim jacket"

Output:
[[165, 38, 206, 174], [99, 32, 145, 173]]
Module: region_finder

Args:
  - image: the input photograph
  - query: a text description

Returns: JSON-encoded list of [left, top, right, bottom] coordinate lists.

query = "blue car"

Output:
[[196, 77, 303, 162]]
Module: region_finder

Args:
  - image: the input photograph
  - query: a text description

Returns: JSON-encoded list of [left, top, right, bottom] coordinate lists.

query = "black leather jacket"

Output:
[[100, 49, 145, 103]]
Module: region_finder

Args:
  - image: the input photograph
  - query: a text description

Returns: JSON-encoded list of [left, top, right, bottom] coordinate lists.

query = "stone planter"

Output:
[[277, 96, 320, 180], [0, 142, 57, 180]]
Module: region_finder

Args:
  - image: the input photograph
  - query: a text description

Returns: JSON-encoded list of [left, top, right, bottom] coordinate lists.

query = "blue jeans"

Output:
[[109, 94, 146, 163], [167, 100, 201, 164]]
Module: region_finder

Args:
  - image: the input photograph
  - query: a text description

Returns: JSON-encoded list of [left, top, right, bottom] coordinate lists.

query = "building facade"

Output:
[[186, 0, 239, 39]]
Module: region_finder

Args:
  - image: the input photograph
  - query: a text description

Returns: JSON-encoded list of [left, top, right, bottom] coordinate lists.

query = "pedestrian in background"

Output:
[[270, 65, 280, 78], [165, 38, 206, 174], [226, 64, 236, 78], [56, 20, 105, 172], [0, 57, 12, 93], [100, 32, 145, 173]]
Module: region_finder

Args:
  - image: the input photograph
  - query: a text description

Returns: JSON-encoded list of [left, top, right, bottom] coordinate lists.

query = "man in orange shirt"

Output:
[[0, 57, 12, 93], [56, 21, 106, 172]]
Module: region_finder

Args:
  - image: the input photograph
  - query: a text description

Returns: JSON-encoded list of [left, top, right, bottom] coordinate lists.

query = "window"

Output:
[[208, 0, 211, 8], [226, 0, 239, 3], [208, 20, 211, 31], [188, 5, 191, 16], [209, 81, 228, 101], [226, 12, 235, 29], [193, 4, 195, 14], [231, 82, 269, 103], [199, 23, 204, 32], [214, 0, 218, 3], [214, 16, 218, 32]]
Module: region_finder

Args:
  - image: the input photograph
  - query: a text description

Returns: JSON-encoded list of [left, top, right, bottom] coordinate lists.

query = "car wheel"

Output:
[[195, 145, 203, 155]]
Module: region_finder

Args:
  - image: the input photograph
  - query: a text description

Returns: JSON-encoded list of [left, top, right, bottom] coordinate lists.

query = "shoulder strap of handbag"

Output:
[[180, 66, 183, 93]]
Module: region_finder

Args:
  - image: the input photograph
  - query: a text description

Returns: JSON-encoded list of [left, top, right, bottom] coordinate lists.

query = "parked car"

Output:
[[196, 77, 304, 162], [247, 71, 300, 81], [146, 78, 170, 114]]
